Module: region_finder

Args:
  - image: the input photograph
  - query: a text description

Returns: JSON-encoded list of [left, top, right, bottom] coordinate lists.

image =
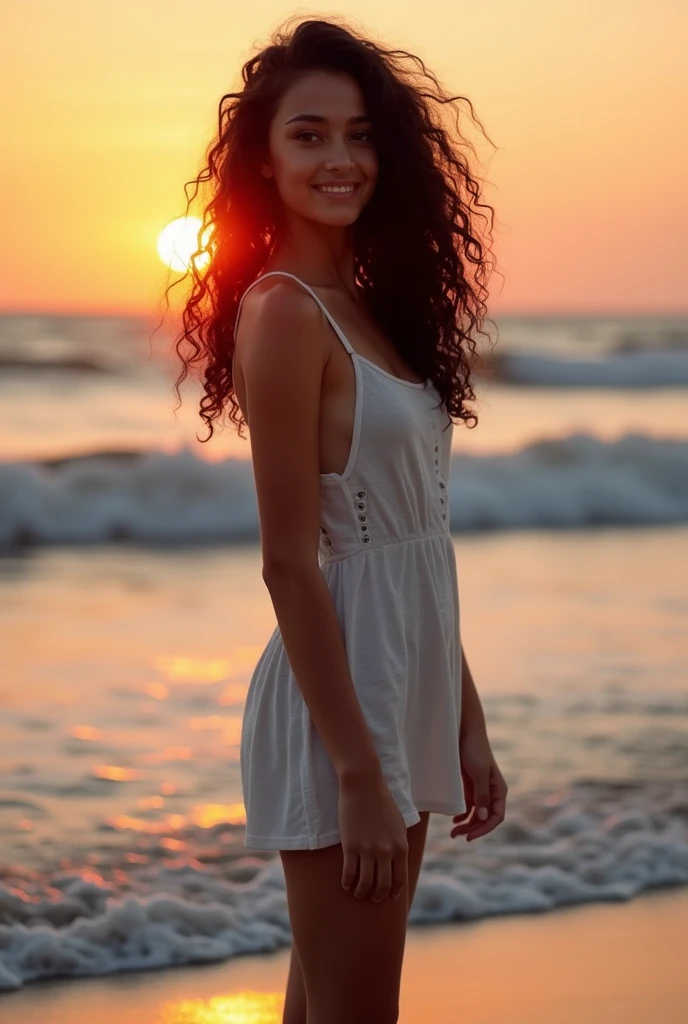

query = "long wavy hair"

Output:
[[159, 15, 500, 441]]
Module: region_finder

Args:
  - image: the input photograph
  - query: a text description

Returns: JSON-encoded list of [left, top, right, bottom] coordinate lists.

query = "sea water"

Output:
[[0, 312, 686, 991]]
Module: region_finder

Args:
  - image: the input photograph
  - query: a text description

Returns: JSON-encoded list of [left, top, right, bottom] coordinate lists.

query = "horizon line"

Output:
[[1, 306, 688, 321]]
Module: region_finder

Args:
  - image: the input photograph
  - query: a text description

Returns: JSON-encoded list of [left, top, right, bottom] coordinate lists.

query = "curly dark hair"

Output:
[[158, 15, 500, 442]]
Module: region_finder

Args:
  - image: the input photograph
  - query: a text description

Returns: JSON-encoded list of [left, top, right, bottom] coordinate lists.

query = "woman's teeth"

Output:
[[314, 184, 357, 194]]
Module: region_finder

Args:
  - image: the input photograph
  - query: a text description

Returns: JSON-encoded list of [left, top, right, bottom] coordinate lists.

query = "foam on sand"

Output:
[[0, 778, 686, 990]]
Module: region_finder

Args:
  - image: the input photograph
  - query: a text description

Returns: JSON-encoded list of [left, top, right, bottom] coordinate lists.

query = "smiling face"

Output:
[[262, 70, 379, 229]]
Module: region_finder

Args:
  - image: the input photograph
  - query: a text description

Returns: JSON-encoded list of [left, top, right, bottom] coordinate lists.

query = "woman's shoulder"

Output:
[[235, 274, 328, 373], [239, 272, 319, 327]]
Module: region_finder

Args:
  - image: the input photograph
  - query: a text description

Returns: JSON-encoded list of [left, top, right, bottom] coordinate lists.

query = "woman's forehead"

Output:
[[277, 71, 368, 120]]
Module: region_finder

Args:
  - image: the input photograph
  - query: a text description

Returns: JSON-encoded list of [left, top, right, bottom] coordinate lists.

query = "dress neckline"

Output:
[[238, 271, 429, 388], [354, 354, 429, 388]]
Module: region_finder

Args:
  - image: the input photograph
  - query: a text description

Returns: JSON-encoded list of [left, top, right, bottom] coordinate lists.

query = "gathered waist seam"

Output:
[[320, 529, 450, 565]]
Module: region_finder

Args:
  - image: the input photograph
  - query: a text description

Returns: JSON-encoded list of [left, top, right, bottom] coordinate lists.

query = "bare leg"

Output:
[[280, 812, 430, 1024], [282, 940, 307, 1024]]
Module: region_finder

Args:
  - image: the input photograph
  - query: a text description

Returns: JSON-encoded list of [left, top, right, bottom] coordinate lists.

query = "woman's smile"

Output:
[[312, 182, 362, 199]]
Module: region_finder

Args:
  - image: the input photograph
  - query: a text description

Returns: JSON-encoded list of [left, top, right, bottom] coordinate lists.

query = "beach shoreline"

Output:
[[3, 886, 687, 1023]]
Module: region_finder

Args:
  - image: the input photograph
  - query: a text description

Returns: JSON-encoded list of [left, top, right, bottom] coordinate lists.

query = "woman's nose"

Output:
[[324, 141, 355, 170]]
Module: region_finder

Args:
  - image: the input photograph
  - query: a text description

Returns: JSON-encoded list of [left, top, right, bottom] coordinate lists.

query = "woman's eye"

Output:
[[293, 131, 373, 143]]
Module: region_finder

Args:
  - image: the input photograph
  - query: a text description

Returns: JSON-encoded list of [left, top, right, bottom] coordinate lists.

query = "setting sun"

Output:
[[157, 216, 212, 273]]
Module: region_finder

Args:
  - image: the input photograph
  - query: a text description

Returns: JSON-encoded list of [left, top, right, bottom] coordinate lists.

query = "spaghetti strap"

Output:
[[233, 271, 356, 356]]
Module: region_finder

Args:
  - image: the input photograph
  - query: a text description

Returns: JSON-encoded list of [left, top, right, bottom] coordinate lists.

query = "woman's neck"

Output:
[[267, 216, 358, 294]]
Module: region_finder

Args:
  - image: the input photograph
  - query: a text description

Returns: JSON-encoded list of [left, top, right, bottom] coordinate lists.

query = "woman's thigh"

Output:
[[280, 812, 430, 1024]]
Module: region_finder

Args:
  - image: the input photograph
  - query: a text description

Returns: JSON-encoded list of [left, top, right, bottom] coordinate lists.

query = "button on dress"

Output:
[[237, 271, 466, 850]]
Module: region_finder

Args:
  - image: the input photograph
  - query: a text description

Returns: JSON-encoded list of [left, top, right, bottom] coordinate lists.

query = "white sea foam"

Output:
[[0, 779, 685, 990], [490, 349, 688, 387], [0, 433, 686, 549], [448, 433, 688, 530]]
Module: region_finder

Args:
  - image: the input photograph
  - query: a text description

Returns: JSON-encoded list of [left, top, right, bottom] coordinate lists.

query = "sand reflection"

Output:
[[161, 991, 283, 1023]]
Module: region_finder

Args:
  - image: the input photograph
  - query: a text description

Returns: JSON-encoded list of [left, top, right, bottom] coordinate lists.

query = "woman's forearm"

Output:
[[460, 645, 487, 738]]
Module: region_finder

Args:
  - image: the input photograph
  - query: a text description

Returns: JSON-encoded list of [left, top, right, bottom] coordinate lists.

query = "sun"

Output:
[[157, 216, 213, 273]]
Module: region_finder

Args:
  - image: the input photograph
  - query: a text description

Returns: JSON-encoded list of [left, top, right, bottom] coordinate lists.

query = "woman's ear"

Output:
[[260, 163, 273, 178]]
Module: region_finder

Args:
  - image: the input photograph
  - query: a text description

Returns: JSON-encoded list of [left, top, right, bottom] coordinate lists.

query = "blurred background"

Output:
[[1, 1, 687, 1020]]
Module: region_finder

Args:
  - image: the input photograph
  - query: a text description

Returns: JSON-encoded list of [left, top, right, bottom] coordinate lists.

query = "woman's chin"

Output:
[[307, 207, 362, 228]]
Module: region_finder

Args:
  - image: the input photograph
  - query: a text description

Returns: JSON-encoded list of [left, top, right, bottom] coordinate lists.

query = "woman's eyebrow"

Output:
[[284, 113, 371, 126]]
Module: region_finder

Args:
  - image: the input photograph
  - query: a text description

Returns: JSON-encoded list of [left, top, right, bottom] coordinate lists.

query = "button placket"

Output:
[[355, 489, 371, 544], [433, 436, 447, 521], [320, 525, 333, 548]]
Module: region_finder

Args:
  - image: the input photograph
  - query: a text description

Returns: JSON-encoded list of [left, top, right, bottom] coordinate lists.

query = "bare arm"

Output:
[[238, 280, 382, 784], [460, 644, 488, 739]]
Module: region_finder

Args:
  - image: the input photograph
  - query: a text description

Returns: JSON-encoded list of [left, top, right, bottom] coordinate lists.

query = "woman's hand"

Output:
[[451, 726, 507, 841], [338, 771, 409, 903]]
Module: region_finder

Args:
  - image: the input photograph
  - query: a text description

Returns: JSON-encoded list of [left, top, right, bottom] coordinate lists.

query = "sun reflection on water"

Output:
[[191, 802, 245, 828], [107, 802, 246, 833], [92, 765, 139, 781], [153, 648, 263, 686], [70, 725, 103, 740], [155, 656, 231, 683], [161, 991, 283, 1024], [145, 682, 170, 700]]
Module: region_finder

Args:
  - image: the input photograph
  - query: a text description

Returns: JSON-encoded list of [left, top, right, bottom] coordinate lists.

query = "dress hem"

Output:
[[243, 800, 467, 851]]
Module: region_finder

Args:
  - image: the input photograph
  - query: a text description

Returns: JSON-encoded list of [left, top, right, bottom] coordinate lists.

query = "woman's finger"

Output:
[[452, 810, 471, 823], [353, 854, 375, 899], [371, 857, 392, 903], [341, 849, 358, 890], [451, 775, 507, 840], [390, 847, 408, 901]]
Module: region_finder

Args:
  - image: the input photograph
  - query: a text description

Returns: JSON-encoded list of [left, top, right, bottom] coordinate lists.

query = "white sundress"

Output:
[[237, 271, 466, 850]]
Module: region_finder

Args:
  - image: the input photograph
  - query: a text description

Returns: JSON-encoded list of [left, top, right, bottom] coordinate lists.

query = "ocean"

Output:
[[0, 311, 686, 992]]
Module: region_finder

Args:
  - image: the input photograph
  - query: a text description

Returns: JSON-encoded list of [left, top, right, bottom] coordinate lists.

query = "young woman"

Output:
[[169, 16, 508, 1024]]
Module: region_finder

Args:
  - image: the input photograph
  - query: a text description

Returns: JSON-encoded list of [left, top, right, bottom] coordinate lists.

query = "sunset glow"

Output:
[[156, 216, 212, 274], [3, 2, 685, 314]]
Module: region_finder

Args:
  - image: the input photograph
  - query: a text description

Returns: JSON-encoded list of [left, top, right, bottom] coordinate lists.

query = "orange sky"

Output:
[[3, 0, 686, 316]]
